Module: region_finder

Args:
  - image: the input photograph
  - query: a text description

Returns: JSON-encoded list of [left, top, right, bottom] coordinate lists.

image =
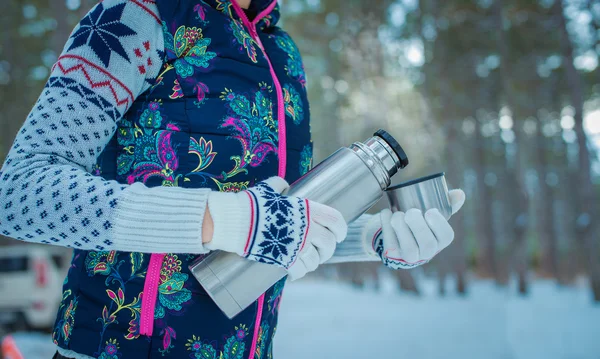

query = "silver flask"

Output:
[[189, 130, 409, 319], [385, 172, 452, 220]]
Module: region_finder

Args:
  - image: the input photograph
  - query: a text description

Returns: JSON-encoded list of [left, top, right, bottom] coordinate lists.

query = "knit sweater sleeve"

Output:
[[0, 0, 211, 254]]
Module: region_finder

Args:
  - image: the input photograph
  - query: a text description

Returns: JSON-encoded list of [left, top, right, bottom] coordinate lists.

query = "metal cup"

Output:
[[385, 172, 452, 219]]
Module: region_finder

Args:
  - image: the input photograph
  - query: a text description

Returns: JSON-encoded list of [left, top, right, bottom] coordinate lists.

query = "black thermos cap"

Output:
[[374, 129, 409, 169]]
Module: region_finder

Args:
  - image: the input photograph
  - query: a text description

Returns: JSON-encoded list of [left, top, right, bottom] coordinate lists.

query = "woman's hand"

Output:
[[205, 177, 348, 280], [202, 208, 214, 244], [364, 189, 466, 268]]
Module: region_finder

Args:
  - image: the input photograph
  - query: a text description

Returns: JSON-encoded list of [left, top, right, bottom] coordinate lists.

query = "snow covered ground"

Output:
[[275, 275, 600, 359], [3, 276, 599, 359]]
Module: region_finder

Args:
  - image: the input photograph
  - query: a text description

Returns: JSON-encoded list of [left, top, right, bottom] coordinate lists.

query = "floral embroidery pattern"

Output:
[[267, 279, 284, 315], [98, 338, 121, 359], [186, 324, 249, 359], [170, 79, 184, 99], [215, 0, 235, 18], [213, 180, 249, 193], [299, 144, 312, 176], [85, 251, 145, 282], [257, 11, 277, 31], [283, 84, 304, 125], [101, 287, 143, 337], [272, 32, 306, 85], [256, 2, 281, 31], [254, 322, 270, 359], [153, 254, 193, 354], [193, 3, 208, 22], [186, 136, 221, 185], [228, 18, 259, 63], [139, 100, 165, 128], [186, 334, 217, 358], [117, 102, 184, 186], [91, 163, 102, 176], [194, 82, 210, 108], [189, 137, 217, 173], [155, 254, 192, 320], [220, 83, 278, 179], [184, 82, 283, 188], [159, 326, 177, 355], [124, 129, 181, 185], [222, 324, 249, 359], [53, 290, 77, 345], [87, 252, 146, 344], [85, 250, 121, 277], [152, 63, 175, 92], [266, 326, 276, 359], [162, 23, 217, 78]]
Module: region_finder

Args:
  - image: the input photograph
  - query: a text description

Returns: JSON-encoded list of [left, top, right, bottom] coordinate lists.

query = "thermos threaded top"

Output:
[[374, 129, 409, 169]]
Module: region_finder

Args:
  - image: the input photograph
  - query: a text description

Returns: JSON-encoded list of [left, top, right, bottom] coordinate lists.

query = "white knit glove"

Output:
[[328, 189, 466, 268], [205, 176, 348, 280]]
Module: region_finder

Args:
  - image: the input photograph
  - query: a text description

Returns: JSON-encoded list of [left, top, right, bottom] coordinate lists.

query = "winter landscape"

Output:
[[4, 275, 599, 359]]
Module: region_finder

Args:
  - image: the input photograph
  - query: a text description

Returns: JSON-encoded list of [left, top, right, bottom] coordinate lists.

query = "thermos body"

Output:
[[189, 249, 285, 319], [189, 130, 409, 319], [284, 147, 386, 223]]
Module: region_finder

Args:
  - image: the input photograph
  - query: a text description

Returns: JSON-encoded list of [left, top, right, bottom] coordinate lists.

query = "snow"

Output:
[[3, 276, 599, 359], [274, 275, 600, 359]]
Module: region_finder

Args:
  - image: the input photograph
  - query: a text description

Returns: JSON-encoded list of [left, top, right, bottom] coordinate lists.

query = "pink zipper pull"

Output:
[[249, 25, 258, 39], [249, 26, 264, 51]]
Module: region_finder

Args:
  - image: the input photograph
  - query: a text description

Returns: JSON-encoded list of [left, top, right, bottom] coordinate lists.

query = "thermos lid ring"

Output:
[[387, 172, 445, 191], [374, 129, 409, 169]]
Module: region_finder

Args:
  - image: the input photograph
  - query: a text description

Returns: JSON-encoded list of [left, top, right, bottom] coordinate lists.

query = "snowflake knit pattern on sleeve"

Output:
[[0, 0, 210, 254]]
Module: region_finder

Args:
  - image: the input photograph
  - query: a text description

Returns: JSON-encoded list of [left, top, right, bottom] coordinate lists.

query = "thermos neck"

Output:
[[350, 130, 409, 191], [365, 136, 403, 177], [350, 137, 399, 190]]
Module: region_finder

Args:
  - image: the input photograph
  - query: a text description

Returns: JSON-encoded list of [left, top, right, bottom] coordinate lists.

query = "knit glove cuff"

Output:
[[242, 179, 309, 268], [205, 177, 311, 270], [363, 212, 386, 258], [205, 190, 252, 256]]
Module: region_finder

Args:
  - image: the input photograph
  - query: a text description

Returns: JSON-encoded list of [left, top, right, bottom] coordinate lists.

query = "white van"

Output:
[[0, 244, 70, 331]]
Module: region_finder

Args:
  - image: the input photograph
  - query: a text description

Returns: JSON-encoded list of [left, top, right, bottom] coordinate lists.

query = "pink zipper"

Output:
[[140, 252, 165, 336], [230, 1, 285, 358]]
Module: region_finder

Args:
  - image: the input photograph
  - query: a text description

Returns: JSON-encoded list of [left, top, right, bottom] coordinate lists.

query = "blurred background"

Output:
[[1, 0, 600, 358]]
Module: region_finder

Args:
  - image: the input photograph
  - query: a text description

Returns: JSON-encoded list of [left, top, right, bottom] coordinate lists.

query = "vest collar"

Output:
[[202, 0, 280, 29]]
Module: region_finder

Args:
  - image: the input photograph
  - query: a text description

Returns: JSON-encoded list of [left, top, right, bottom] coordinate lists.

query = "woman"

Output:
[[0, 0, 465, 358]]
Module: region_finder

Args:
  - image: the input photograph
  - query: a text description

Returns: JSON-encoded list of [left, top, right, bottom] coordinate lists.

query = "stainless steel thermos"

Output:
[[189, 129, 409, 319]]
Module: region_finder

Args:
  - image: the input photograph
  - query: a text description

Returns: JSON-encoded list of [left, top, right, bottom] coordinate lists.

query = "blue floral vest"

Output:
[[52, 0, 312, 357]]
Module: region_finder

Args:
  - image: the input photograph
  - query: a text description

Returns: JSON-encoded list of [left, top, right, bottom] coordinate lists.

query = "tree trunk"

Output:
[[534, 117, 558, 278], [445, 119, 468, 294], [555, 0, 600, 301], [473, 116, 497, 278], [492, 0, 531, 292], [585, 0, 600, 85], [393, 269, 420, 294], [0, 1, 21, 159]]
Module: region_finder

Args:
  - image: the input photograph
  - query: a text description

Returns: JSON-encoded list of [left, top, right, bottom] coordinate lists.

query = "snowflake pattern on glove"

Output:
[[243, 181, 308, 269]]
